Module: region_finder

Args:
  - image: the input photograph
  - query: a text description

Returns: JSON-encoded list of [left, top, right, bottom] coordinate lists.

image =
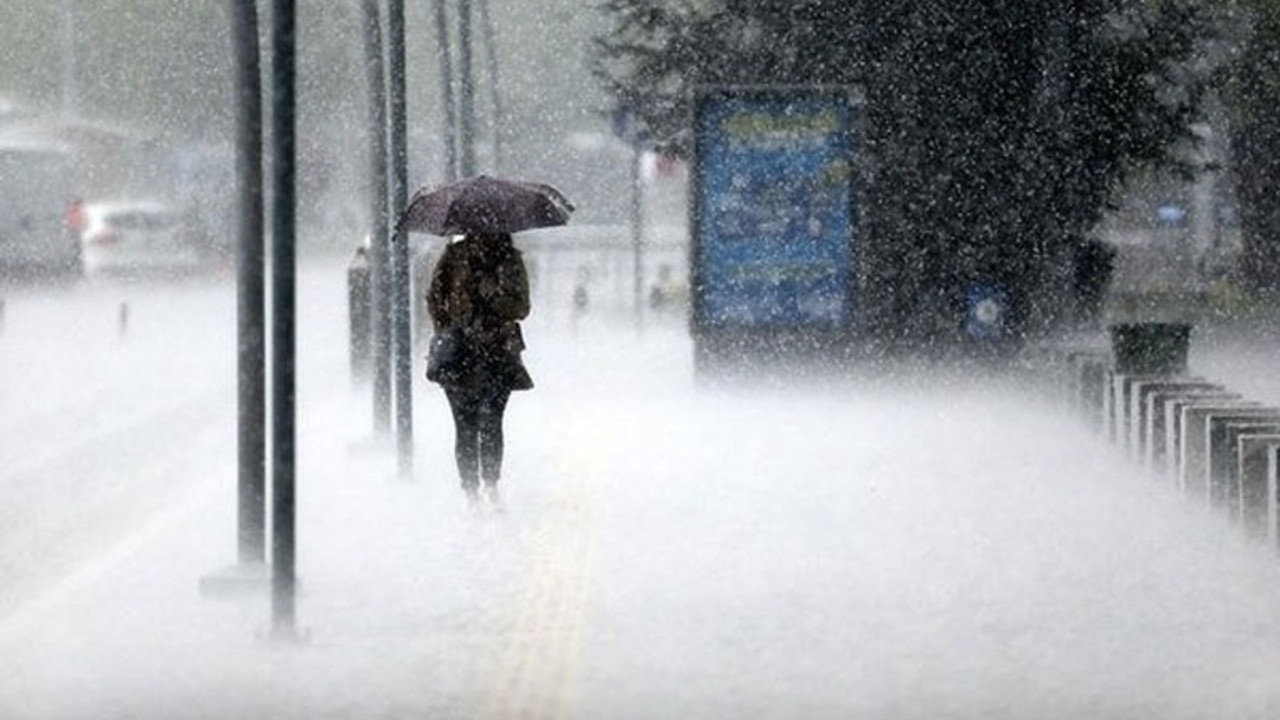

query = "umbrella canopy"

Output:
[[399, 175, 574, 236]]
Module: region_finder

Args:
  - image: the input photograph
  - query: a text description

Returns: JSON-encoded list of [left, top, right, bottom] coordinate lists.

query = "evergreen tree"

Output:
[[595, 0, 1220, 348], [1223, 1, 1280, 294]]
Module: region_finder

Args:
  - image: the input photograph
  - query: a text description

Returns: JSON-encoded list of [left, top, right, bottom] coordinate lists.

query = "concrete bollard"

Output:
[[1146, 388, 1237, 471], [1111, 374, 1178, 455], [348, 247, 371, 383], [1208, 416, 1280, 515], [1237, 434, 1280, 540], [1177, 404, 1271, 499], [1223, 425, 1280, 525], [1268, 446, 1280, 551], [1163, 396, 1249, 482], [1128, 379, 1217, 462]]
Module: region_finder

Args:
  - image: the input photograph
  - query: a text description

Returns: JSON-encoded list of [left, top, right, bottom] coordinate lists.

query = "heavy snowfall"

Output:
[[6, 1, 1280, 718]]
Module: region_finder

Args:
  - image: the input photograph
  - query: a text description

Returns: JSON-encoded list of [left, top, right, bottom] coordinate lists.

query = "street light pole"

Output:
[[434, 0, 457, 182], [457, 0, 476, 177], [60, 0, 79, 119], [477, 0, 504, 171], [388, 0, 414, 478], [232, 0, 266, 568], [630, 141, 644, 332], [363, 0, 393, 436], [269, 0, 299, 639]]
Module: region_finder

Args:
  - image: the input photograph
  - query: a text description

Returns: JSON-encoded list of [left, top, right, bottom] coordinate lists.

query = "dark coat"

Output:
[[426, 235, 533, 392]]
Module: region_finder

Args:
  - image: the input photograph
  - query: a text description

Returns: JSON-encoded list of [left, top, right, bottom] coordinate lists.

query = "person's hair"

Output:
[[467, 232, 513, 244]]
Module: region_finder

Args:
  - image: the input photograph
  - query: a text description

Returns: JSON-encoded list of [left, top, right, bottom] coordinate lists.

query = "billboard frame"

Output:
[[688, 84, 867, 373]]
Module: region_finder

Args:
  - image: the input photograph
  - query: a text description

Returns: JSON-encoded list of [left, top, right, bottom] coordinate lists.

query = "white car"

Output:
[[80, 201, 201, 278]]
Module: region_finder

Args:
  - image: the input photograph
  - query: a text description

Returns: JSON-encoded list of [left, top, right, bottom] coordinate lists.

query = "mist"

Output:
[[5, 1, 1280, 717], [0, 256, 1278, 717]]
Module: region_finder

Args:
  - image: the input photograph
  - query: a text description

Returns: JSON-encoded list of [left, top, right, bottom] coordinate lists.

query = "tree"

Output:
[[595, 0, 1221, 349], [1221, 1, 1280, 294]]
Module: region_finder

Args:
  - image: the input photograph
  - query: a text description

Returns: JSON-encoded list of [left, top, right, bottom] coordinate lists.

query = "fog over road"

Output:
[[2, 257, 1280, 718]]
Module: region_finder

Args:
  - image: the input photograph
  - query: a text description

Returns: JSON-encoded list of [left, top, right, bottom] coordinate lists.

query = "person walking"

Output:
[[399, 174, 571, 508], [426, 232, 533, 508]]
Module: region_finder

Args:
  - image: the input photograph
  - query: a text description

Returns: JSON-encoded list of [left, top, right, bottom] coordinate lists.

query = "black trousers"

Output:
[[444, 386, 511, 488]]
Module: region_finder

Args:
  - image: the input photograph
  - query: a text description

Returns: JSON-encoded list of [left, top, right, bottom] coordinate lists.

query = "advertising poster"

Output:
[[692, 88, 857, 331]]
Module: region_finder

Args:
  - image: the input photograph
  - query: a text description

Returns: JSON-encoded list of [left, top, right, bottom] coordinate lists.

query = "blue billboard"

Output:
[[692, 88, 857, 330]]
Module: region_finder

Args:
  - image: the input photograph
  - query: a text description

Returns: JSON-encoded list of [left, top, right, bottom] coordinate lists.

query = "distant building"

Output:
[[1098, 113, 1238, 297]]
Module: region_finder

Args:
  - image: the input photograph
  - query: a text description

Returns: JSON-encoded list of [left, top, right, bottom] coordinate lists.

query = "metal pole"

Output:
[[457, 0, 476, 177], [270, 0, 298, 637], [388, 0, 414, 478], [364, 0, 392, 435], [60, 0, 78, 119], [232, 0, 266, 566], [434, 0, 457, 182], [477, 0, 504, 172], [630, 141, 644, 332]]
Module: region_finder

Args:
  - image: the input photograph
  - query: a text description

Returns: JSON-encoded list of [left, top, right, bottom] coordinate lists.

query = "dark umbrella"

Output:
[[398, 175, 574, 236]]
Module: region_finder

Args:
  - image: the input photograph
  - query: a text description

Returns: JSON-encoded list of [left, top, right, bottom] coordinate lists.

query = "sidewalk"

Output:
[[6, 301, 1280, 718]]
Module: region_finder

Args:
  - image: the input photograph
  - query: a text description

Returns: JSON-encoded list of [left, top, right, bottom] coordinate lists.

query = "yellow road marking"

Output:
[[476, 416, 612, 720]]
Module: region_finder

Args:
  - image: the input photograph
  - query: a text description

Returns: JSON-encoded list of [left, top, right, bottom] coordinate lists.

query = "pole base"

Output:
[[347, 434, 395, 455], [198, 561, 270, 599], [261, 623, 311, 645]]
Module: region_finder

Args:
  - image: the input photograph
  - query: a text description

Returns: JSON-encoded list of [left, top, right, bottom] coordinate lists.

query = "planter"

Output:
[[1109, 322, 1191, 376]]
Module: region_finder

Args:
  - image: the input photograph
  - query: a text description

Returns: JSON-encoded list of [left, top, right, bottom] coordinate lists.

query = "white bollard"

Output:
[[1236, 433, 1280, 538]]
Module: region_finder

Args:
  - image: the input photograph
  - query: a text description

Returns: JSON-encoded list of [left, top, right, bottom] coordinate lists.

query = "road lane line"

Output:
[[476, 413, 611, 720]]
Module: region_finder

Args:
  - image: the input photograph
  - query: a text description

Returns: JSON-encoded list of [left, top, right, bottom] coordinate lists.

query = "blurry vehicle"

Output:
[[0, 140, 83, 280], [79, 200, 202, 279]]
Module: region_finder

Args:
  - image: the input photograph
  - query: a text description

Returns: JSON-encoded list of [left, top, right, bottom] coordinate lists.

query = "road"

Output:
[[2, 259, 1280, 719], [0, 272, 237, 621]]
